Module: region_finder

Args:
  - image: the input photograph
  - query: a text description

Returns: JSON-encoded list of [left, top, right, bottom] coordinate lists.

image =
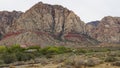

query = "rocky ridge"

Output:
[[86, 16, 120, 43], [0, 2, 97, 46], [0, 2, 119, 46], [85, 21, 100, 36], [0, 11, 22, 39]]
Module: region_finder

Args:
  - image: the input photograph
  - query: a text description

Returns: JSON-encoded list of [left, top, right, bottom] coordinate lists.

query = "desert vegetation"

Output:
[[0, 45, 120, 68]]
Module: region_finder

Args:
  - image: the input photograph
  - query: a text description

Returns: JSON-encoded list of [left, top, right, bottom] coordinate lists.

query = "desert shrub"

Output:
[[47, 46, 60, 54], [32, 51, 42, 57], [74, 59, 85, 68], [85, 58, 102, 67], [77, 49, 87, 53], [1, 52, 35, 63], [2, 53, 17, 64], [39, 46, 52, 55], [6, 44, 25, 53], [112, 61, 120, 66], [46, 46, 63, 54], [26, 53, 35, 60], [64, 56, 102, 67], [17, 53, 35, 61], [105, 56, 117, 62], [15, 52, 31, 61], [65, 59, 75, 66], [0, 46, 6, 53], [107, 52, 120, 57], [40, 46, 71, 55], [57, 46, 72, 53], [45, 54, 54, 58], [64, 56, 75, 66], [54, 57, 65, 63], [53, 55, 67, 63]]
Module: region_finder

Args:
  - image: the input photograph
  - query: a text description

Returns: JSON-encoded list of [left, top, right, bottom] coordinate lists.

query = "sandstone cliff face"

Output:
[[1, 2, 119, 46], [0, 11, 22, 39], [86, 16, 120, 43], [12, 2, 85, 37], [0, 2, 97, 46], [85, 21, 100, 36]]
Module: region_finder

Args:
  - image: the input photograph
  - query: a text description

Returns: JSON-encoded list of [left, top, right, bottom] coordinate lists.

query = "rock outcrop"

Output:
[[85, 21, 100, 36], [86, 16, 120, 43], [0, 11, 22, 39], [0, 2, 98, 46], [0, 2, 119, 46], [11, 2, 85, 36]]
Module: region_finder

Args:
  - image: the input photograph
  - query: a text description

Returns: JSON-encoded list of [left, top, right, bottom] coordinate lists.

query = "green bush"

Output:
[[57, 46, 72, 53], [2, 53, 17, 64], [0, 45, 73, 64], [15, 52, 35, 61], [77, 49, 87, 53], [86, 58, 102, 67], [0, 46, 6, 53], [25, 53, 35, 60], [6, 44, 25, 53], [15, 52, 27, 61], [105, 56, 117, 62], [39, 47, 50, 55], [64, 58, 75, 66], [40, 46, 71, 55], [47, 46, 61, 54]]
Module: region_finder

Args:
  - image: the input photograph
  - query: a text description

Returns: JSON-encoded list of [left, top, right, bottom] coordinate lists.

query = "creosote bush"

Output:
[[105, 56, 117, 62]]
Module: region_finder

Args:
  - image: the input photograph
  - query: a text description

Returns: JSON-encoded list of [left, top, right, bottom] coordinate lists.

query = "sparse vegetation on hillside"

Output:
[[0, 45, 72, 64], [0, 45, 120, 68]]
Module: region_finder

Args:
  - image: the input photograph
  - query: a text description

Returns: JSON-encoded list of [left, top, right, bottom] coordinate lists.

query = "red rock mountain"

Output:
[[86, 16, 120, 43], [0, 2, 98, 46], [0, 2, 119, 46]]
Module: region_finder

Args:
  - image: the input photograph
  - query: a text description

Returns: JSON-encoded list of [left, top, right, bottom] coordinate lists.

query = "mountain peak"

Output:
[[0, 2, 98, 46]]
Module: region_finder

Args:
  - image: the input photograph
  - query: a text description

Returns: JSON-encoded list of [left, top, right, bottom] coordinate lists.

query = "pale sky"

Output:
[[0, 0, 120, 23]]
